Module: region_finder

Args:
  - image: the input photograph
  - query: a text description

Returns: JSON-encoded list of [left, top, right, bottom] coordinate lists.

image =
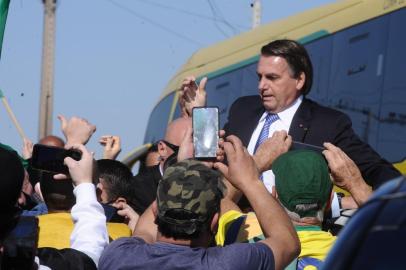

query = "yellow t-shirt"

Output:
[[295, 226, 336, 261], [216, 210, 264, 246], [38, 213, 131, 249], [216, 210, 336, 261]]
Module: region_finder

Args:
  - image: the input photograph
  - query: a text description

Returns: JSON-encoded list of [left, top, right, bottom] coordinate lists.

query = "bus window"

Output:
[[305, 35, 333, 105], [241, 62, 260, 97], [377, 8, 406, 162], [328, 14, 390, 147], [205, 69, 243, 127], [143, 93, 175, 144]]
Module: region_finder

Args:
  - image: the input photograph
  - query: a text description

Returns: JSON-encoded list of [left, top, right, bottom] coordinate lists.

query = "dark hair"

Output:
[[261, 39, 313, 95], [40, 172, 75, 212], [138, 142, 160, 173], [155, 209, 217, 240], [0, 147, 25, 244], [97, 159, 136, 208]]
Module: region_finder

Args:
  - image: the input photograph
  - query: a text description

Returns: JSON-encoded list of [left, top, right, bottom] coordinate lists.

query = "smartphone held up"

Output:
[[31, 144, 82, 174], [192, 107, 219, 160]]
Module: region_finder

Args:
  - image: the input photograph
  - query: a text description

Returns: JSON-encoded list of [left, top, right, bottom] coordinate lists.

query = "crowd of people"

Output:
[[0, 39, 402, 270]]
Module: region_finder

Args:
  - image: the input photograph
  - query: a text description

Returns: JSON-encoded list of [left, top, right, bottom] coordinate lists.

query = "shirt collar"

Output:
[[259, 96, 303, 123], [277, 96, 303, 126]]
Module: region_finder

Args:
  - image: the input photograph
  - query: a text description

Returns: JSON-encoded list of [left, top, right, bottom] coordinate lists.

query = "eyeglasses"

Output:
[[161, 140, 179, 153]]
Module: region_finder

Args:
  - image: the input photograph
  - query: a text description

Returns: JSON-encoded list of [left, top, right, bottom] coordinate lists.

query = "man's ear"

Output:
[[114, 197, 127, 204], [296, 72, 306, 92], [151, 200, 158, 218], [271, 186, 278, 198], [324, 190, 335, 213], [157, 141, 169, 160], [96, 179, 103, 190], [210, 212, 219, 234]]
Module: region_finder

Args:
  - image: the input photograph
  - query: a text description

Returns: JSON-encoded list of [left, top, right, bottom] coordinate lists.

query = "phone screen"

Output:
[[31, 144, 81, 174], [192, 107, 219, 160]]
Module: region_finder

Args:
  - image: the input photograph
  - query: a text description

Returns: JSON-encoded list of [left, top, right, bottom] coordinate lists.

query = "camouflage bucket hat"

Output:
[[273, 150, 332, 218], [157, 159, 226, 234]]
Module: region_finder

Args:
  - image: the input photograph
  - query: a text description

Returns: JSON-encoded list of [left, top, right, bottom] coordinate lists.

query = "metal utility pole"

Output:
[[251, 0, 261, 29], [38, 0, 57, 139]]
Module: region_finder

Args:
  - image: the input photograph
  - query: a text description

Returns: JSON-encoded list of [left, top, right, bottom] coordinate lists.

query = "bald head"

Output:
[[157, 117, 192, 166], [39, 135, 65, 148], [164, 117, 192, 146]]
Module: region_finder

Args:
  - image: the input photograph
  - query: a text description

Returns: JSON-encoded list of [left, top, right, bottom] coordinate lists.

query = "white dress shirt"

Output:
[[246, 96, 341, 217], [247, 96, 303, 192]]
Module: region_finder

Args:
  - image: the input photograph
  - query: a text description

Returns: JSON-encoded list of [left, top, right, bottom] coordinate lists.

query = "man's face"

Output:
[[257, 55, 304, 113]]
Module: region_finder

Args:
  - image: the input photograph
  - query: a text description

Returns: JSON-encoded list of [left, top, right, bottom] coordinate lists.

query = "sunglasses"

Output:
[[161, 140, 179, 153]]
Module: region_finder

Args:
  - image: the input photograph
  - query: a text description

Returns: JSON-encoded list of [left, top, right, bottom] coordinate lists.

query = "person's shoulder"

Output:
[[228, 95, 263, 117], [304, 98, 348, 119], [104, 237, 145, 252], [232, 95, 262, 107], [99, 237, 146, 267], [211, 243, 273, 261], [223, 242, 273, 253], [209, 243, 274, 269]]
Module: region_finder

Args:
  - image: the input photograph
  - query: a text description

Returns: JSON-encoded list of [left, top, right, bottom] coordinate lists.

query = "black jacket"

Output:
[[224, 95, 401, 189]]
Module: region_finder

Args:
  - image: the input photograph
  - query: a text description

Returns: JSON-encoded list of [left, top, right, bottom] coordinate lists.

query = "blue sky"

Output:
[[0, 0, 335, 161]]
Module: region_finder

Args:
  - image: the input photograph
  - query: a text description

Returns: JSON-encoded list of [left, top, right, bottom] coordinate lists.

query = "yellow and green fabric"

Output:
[[38, 213, 131, 249], [216, 210, 336, 270]]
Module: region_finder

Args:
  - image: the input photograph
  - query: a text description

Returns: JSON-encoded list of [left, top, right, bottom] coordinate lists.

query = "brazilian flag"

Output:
[[0, 0, 10, 59]]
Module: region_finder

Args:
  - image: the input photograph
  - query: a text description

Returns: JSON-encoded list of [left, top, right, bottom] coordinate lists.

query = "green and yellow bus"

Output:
[[123, 0, 406, 173]]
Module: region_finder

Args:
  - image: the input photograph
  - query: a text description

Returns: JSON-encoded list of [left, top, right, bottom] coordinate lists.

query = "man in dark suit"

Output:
[[223, 39, 400, 190], [181, 39, 400, 191]]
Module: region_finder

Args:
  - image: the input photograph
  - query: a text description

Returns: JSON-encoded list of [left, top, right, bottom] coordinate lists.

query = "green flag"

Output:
[[0, 0, 10, 58]]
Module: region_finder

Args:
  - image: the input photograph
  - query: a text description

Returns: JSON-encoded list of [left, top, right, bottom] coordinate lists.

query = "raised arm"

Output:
[[323, 142, 372, 206], [58, 115, 96, 149], [132, 202, 158, 243], [178, 76, 207, 118], [215, 136, 300, 270], [252, 130, 292, 173], [64, 144, 109, 266], [99, 135, 122, 160]]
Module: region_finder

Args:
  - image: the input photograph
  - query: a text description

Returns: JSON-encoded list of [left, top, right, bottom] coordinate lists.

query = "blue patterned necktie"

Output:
[[254, 113, 279, 153], [254, 113, 279, 181]]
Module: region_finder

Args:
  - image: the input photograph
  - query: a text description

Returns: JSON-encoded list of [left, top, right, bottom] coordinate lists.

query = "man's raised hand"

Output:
[[253, 130, 292, 173], [179, 76, 207, 118], [58, 115, 96, 148], [214, 135, 259, 190]]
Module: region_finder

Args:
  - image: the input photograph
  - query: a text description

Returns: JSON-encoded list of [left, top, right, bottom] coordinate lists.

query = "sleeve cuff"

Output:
[[74, 183, 97, 203]]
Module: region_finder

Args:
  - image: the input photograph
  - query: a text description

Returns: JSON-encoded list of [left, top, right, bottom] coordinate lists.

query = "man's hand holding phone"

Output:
[[54, 144, 94, 186], [177, 124, 225, 167]]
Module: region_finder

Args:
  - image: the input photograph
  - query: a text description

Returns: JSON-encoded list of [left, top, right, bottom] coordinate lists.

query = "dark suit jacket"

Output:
[[224, 95, 401, 189]]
